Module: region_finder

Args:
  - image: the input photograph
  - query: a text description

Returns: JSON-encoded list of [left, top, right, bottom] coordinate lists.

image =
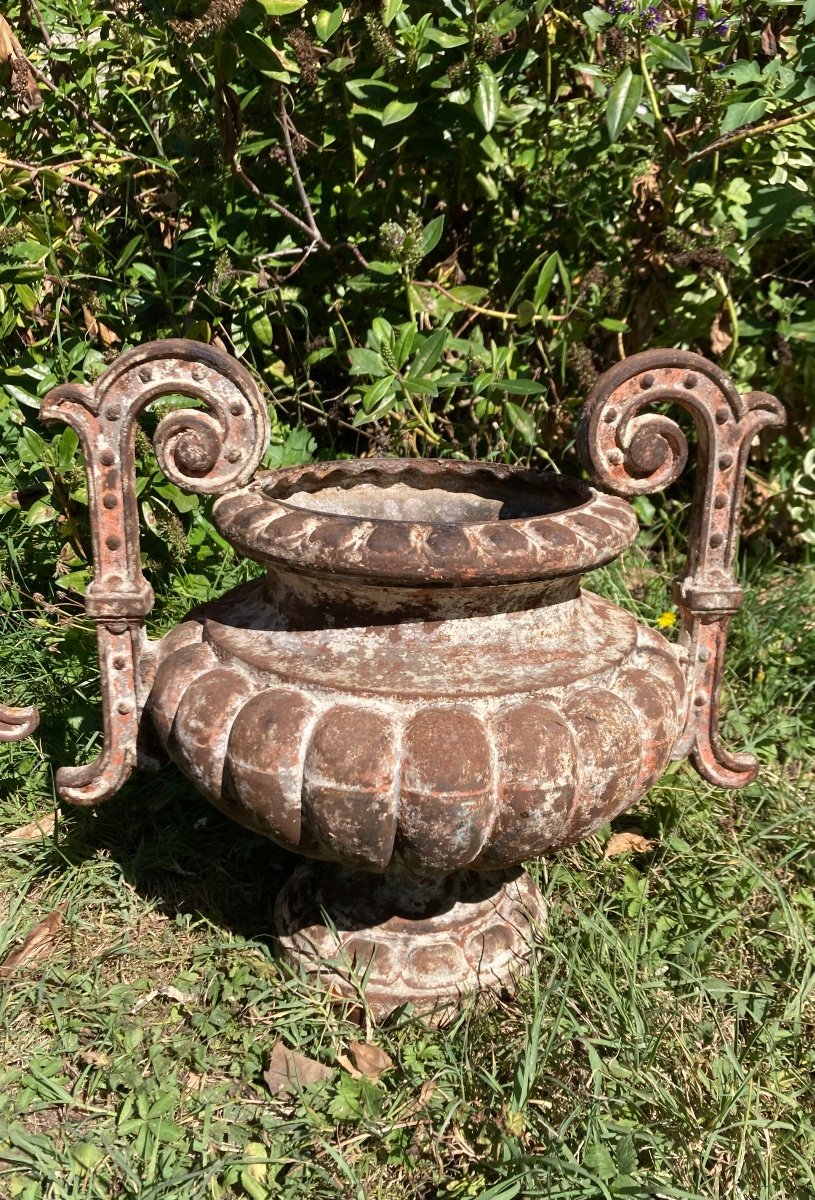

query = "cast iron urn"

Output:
[[42, 340, 784, 1016]]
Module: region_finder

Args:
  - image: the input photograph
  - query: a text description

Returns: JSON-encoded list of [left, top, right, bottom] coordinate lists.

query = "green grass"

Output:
[[1, 552, 814, 1200]]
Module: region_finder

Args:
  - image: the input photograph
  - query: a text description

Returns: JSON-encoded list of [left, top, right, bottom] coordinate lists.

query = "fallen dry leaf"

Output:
[[0, 905, 66, 979], [345, 1040, 394, 1080], [130, 985, 195, 1014], [632, 162, 662, 222], [604, 831, 658, 859], [0, 14, 41, 110], [81, 303, 120, 348], [1, 813, 56, 844], [263, 1040, 333, 1096], [710, 308, 733, 357], [335, 1050, 360, 1078], [760, 22, 777, 56], [77, 1049, 111, 1069], [0, 15, 16, 62]]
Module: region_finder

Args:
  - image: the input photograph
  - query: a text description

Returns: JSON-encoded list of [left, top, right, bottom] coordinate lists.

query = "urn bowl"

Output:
[[146, 459, 687, 876]]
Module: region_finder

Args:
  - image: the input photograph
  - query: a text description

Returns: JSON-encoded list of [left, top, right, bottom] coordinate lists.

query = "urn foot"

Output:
[[274, 863, 547, 1019]]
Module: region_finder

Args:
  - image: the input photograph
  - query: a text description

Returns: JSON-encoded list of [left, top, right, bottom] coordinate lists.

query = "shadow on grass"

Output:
[[50, 749, 300, 949], [0, 615, 298, 946]]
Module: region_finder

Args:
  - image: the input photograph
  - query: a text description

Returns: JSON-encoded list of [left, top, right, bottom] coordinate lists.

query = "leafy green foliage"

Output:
[[0, 0, 814, 607]]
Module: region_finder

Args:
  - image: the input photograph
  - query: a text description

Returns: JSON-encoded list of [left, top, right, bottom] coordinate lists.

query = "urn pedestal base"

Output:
[[274, 864, 547, 1019]]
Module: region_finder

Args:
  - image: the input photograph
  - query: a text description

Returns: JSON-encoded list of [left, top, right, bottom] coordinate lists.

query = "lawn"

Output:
[[1, 544, 813, 1200]]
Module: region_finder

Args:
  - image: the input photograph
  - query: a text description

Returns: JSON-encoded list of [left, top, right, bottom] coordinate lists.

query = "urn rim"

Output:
[[212, 457, 638, 585]]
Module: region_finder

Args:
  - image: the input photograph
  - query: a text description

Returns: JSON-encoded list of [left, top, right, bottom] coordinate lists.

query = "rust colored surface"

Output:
[[1, 589, 39, 741], [214, 460, 638, 587], [0, 701, 39, 742], [579, 348, 785, 787], [41, 339, 783, 1016], [147, 577, 685, 874], [39, 340, 269, 804], [274, 864, 547, 1020]]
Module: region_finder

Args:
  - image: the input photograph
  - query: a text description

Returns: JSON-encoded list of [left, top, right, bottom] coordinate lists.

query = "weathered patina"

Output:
[[0, 702, 38, 742], [40, 339, 784, 1016], [1, 606, 38, 741], [579, 349, 784, 787]]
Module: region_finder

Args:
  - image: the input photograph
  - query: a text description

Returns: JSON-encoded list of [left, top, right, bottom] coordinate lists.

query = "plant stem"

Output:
[[414, 280, 514, 321], [713, 270, 739, 369], [0, 156, 102, 195], [639, 44, 668, 152], [396, 377, 441, 445], [686, 101, 815, 164], [405, 270, 417, 324]]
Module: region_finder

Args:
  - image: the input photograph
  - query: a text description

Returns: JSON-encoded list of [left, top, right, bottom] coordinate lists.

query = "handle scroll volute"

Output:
[[0, 702, 39, 742], [40, 340, 270, 805], [579, 349, 785, 789]]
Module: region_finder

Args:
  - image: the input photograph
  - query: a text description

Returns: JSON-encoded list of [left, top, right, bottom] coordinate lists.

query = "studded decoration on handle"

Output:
[[40, 340, 270, 806], [580, 348, 785, 788]]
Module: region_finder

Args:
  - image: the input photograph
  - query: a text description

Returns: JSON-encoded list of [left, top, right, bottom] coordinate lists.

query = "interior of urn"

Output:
[[260, 462, 591, 524]]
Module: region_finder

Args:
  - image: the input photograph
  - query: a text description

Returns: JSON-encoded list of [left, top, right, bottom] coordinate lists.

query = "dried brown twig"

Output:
[[26, 0, 52, 49], [277, 88, 326, 250], [686, 100, 815, 163], [0, 154, 103, 194]]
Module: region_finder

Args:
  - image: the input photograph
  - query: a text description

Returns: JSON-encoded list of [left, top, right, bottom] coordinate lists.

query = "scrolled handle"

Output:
[[153, 408, 225, 485], [40, 339, 270, 805], [612, 412, 689, 491], [580, 348, 785, 789], [0, 702, 39, 742], [91, 339, 267, 490]]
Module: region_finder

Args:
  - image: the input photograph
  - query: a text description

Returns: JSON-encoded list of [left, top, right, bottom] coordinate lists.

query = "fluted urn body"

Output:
[[148, 460, 687, 876]]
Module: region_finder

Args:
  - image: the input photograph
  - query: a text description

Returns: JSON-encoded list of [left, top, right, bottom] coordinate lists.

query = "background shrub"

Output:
[[1, 0, 814, 602]]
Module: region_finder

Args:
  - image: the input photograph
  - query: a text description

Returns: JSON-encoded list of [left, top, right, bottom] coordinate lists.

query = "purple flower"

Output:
[[608, 0, 670, 29], [696, 4, 729, 32]]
